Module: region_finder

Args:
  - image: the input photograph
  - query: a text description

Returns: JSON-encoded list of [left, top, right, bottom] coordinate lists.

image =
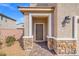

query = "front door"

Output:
[[35, 23, 45, 42]]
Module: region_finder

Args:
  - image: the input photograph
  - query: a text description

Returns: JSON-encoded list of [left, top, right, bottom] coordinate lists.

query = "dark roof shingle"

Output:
[[0, 13, 16, 21]]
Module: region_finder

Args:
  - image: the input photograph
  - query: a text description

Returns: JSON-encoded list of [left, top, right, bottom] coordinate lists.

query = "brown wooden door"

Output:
[[36, 24, 43, 40]]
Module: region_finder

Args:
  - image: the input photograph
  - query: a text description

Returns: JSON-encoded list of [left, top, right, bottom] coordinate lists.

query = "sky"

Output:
[[0, 3, 30, 24]]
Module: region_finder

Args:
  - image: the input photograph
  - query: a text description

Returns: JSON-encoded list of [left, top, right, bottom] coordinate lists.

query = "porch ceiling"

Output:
[[18, 7, 54, 13]]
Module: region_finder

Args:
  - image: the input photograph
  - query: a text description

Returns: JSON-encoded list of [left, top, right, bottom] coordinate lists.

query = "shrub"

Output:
[[0, 52, 6, 56], [0, 41, 2, 45], [0, 41, 3, 49], [6, 36, 16, 47]]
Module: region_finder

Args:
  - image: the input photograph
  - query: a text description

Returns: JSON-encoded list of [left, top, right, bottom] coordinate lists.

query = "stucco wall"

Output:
[[30, 3, 56, 7], [56, 3, 79, 38], [24, 3, 79, 38]]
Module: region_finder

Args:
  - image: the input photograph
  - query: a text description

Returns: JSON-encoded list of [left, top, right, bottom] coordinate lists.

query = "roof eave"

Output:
[[18, 6, 54, 13]]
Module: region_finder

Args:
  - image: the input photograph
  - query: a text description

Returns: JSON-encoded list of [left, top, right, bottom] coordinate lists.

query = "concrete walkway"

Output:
[[26, 42, 56, 56]]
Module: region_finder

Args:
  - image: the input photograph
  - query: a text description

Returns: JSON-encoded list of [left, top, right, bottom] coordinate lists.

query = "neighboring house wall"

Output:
[[0, 14, 16, 29], [0, 14, 24, 44], [17, 23, 24, 29], [5, 18, 16, 25]]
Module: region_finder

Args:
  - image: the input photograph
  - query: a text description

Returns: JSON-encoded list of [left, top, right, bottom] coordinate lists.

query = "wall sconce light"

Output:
[[62, 16, 71, 27], [77, 19, 79, 23]]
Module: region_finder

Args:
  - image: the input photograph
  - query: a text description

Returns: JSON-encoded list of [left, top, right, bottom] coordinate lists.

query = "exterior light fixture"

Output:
[[77, 19, 79, 23], [62, 16, 71, 27]]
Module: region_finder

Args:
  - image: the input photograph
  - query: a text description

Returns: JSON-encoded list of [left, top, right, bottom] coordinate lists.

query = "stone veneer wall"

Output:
[[47, 38, 57, 51], [47, 39, 77, 55], [56, 40, 77, 55], [24, 38, 33, 51]]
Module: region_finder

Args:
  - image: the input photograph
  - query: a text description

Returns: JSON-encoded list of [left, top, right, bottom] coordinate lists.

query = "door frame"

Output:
[[34, 23, 45, 42]]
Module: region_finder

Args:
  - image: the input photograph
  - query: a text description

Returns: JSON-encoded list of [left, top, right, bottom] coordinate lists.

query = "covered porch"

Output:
[[18, 7, 56, 51]]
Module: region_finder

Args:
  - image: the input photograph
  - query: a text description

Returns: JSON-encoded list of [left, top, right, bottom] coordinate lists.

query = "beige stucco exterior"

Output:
[[19, 3, 79, 55], [29, 3, 79, 39], [55, 4, 79, 38]]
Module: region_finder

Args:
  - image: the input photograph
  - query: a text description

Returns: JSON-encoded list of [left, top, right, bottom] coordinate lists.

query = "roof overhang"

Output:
[[18, 7, 54, 13]]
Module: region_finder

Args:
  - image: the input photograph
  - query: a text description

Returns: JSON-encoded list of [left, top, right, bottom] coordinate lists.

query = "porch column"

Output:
[[24, 13, 29, 36], [47, 13, 53, 50], [23, 13, 33, 51], [29, 13, 33, 37], [48, 14, 52, 37], [74, 16, 78, 39]]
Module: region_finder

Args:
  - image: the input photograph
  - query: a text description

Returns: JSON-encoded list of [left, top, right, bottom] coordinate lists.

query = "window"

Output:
[[1, 16, 3, 21], [5, 20, 7, 22]]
